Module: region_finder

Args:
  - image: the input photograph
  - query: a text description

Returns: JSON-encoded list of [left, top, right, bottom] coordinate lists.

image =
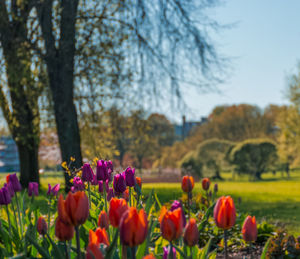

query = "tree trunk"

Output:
[[255, 171, 262, 180], [17, 141, 39, 187]]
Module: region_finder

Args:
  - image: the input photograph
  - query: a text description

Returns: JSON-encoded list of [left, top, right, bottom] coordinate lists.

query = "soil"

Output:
[[216, 244, 264, 259]]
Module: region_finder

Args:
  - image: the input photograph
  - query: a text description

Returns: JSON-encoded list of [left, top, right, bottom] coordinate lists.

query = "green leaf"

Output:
[[198, 202, 215, 232], [173, 244, 187, 259], [105, 229, 119, 259], [200, 238, 212, 259], [136, 218, 154, 257], [25, 232, 51, 259], [145, 189, 154, 214], [260, 237, 271, 259]]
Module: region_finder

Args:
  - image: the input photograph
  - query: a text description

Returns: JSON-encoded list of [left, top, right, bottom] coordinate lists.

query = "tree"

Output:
[[229, 139, 277, 180], [0, 1, 44, 186]]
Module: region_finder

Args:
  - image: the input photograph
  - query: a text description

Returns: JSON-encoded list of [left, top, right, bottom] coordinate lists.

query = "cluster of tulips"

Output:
[[0, 160, 259, 259]]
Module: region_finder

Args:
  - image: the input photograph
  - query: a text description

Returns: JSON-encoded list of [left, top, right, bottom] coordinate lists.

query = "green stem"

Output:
[[75, 226, 81, 259], [103, 182, 107, 213], [169, 242, 174, 259], [5, 205, 11, 236], [88, 182, 91, 208], [224, 230, 228, 259], [47, 197, 51, 233], [65, 241, 70, 259], [131, 246, 136, 259], [129, 187, 132, 207], [11, 199, 17, 227], [188, 192, 191, 220], [15, 192, 23, 237]]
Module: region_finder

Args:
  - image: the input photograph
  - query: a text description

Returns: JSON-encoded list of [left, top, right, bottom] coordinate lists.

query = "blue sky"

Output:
[[172, 0, 300, 123]]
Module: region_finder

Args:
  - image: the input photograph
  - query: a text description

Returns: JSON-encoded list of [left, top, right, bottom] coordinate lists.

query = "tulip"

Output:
[[113, 173, 126, 194], [28, 182, 39, 197], [107, 187, 114, 201], [214, 183, 218, 193], [58, 191, 89, 226], [160, 206, 183, 241], [0, 186, 11, 205], [89, 228, 110, 246], [242, 216, 257, 242], [106, 160, 113, 174], [184, 218, 199, 246], [170, 200, 186, 227], [214, 196, 236, 230], [98, 180, 103, 193], [163, 246, 176, 259], [6, 173, 21, 192], [120, 207, 148, 247], [82, 163, 94, 182], [91, 173, 98, 186], [86, 230, 105, 259], [105, 179, 109, 192], [72, 176, 85, 192], [109, 198, 128, 227], [37, 216, 47, 235], [135, 176, 142, 189], [98, 211, 109, 230], [202, 178, 210, 191], [96, 160, 108, 181], [55, 217, 74, 241], [143, 255, 156, 259], [47, 183, 60, 196], [4, 182, 14, 198], [181, 175, 194, 193], [122, 188, 129, 201], [124, 167, 136, 187]]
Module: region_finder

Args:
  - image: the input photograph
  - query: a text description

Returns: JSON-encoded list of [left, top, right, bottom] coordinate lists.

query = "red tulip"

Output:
[[89, 228, 110, 246], [202, 178, 210, 191], [184, 218, 199, 246], [37, 217, 47, 235], [159, 206, 183, 241], [55, 217, 74, 241], [242, 216, 257, 242], [58, 191, 89, 226], [98, 211, 109, 230], [181, 176, 194, 193], [109, 198, 128, 227], [86, 229, 105, 259], [120, 207, 148, 247], [213, 196, 236, 230]]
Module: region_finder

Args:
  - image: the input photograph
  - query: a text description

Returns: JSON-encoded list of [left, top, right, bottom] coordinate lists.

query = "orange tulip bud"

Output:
[[181, 176, 194, 193], [214, 196, 236, 230], [37, 216, 47, 235], [98, 211, 109, 230], [143, 255, 156, 259], [89, 228, 110, 246], [160, 207, 183, 241], [242, 216, 257, 242], [136, 177, 142, 189], [202, 178, 210, 191], [58, 191, 89, 226], [109, 198, 128, 227], [55, 217, 74, 241], [120, 207, 148, 247], [184, 218, 199, 246]]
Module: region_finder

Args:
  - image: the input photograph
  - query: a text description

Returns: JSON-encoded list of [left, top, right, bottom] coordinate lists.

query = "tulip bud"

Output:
[[96, 160, 108, 181], [214, 196, 236, 230], [28, 182, 39, 197], [58, 191, 89, 226], [113, 173, 126, 194], [163, 246, 176, 259], [184, 218, 199, 246], [105, 160, 113, 174], [202, 178, 210, 191], [37, 217, 47, 235], [160, 207, 183, 241], [181, 176, 194, 193], [4, 182, 14, 198], [170, 200, 186, 227], [143, 255, 156, 259], [55, 217, 74, 241], [107, 187, 114, 201], [124, 167, 136, 187], [135, 177, 142, 189], [72, 176, 85, 192], [89, 228, 110, 246], [0, 187, 11, 205], [86, 244, 104, 259], [6, 173, 21, 192], [91, 173, 98, 186], [47, 184, 60, 196], [214, 183, 218, 193], [98, 180, 103, 193], [98, 211, 109, 230], [242, 216, 257, 242], [82, 163, 94, 182], [109, 198, 128, 228], [120, 207, 148, 247]]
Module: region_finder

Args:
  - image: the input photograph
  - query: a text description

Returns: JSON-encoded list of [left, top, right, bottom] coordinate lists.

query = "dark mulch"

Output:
[[216, 244, 264, 259]]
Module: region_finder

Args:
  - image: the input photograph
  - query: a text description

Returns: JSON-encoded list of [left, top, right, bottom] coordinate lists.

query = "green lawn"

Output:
[[1, 170, 300, 235]]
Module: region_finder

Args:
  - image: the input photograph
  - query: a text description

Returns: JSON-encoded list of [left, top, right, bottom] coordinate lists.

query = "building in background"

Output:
[[174, 116, 208, 140], [0, 136, 19, 172]]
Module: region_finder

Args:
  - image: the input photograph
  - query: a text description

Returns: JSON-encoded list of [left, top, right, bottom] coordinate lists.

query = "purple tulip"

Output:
[[170, 200, 186, 227], [105, 179, 109, 192], [214, 183, 218, 193], [163, 246, 176, 259], [82, 163, 94, 182], [4, 182, 14, 198], [0, 187, 11, 205], [106, 160, 113, 174], [96, 160, 108, 181], [107, 187, 114, 201], [47, 184, 60, 196], [98, 180, 103, 193], [6, 173, 21, 192], [113, 173, 126, 194], [28, 182, 39, 197], [72, 177, 85, 192], [91, 173, 98, 186], [124, 167, 136, 187]]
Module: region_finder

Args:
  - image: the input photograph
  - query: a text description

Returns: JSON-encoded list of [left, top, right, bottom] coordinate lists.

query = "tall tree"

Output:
[[0, 0, 43, 186]]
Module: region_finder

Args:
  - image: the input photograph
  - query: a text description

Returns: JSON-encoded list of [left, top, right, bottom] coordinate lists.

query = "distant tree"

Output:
[[229, 139, 277, 180]]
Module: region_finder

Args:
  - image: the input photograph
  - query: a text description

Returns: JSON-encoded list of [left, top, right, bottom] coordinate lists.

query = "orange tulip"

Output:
[[37, 216, 47, 235], [184, 218, 199, 246], [86, 230, 105, 259], [242, 216, 257, 242], [122, 188, 129, 201], [136, 177, 142, 189], [120, 207, 148, 247], [98, 211, 109, 230], [202, 178, 210, 191], [160, 206, 183, 241], [181, 176, 194, 193], [213, 196, 236, 230], [143, 255, 156, 259], [89, 228, 110, 246], [109, 198, 128, 227], [55, 217, 74, 241], [58, 191, 89, 226]]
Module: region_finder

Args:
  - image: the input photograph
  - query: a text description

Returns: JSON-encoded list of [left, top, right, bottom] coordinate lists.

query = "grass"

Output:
[[1, 170, 300, 235]]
